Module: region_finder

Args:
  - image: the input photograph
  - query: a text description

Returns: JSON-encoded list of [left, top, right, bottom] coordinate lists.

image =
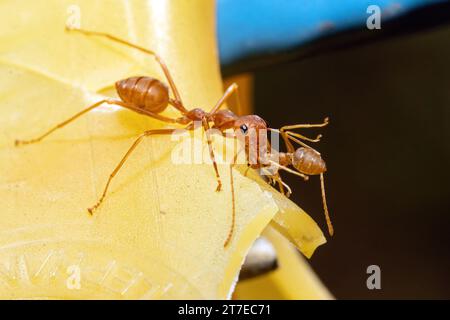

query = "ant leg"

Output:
[[14, 99, 180, 146], [271, 128, 321, 154], [278, 117, 329, 151], [88, 128, 178, 214], [280, 117, 330, 131], [202, 118, 222, 192], [284, 133, 321, 154], [271, 128, 322, 145], [223, 164, 236, 247], [66, 26, 187, 113], [268, 160, 309, 181], [261, 170, 285, 195], [272, 173, 292, 197], [15, 99, 109, 146], [320, 173, 334, 236], [286, 131, 322, 143], [209, 83, 241, 115], [269, 128, 295, 153]]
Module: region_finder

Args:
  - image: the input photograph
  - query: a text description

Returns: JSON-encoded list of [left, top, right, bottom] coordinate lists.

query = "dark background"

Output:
[[253, 24, 450, 299]]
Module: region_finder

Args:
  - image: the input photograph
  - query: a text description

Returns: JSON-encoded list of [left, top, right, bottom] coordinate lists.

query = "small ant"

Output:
[[15, 27, 333, 246], [267, 121, 333, 236], [230, 116, 333, 237]]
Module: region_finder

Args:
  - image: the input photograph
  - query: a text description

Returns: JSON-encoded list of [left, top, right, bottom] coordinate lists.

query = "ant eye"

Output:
[[240, 124, 248, 134]]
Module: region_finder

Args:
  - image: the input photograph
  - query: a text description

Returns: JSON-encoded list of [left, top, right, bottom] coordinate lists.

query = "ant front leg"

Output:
[[209, 83, 241, 115], [88, 128, 179, 214], [202, 118, 222, 192]]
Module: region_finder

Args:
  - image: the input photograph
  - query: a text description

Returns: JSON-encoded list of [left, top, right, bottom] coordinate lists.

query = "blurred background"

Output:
[[219, 0, 450, 299]]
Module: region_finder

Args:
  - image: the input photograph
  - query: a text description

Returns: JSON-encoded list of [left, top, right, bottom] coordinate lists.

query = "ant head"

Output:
[[233, 115, 267, 136]]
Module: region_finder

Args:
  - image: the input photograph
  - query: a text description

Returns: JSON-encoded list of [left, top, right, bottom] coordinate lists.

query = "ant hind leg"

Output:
[[66, 26, 187, 113]]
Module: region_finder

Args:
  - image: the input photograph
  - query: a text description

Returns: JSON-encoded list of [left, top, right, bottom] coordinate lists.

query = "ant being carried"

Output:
[[264, 121, 333, 237], [15, 26, 333, 246]]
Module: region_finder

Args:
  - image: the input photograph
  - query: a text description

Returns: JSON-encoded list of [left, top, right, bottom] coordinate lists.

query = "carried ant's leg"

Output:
[[269, 128, 296, 153], [202, 118, 222, 191], [209, 83, 241, 115], [261, 169, 285, 195], [66, 26, 187, 113], [286, 131, 322, 143], [88, 128, 178, 214], [280, 117, 330, 131], [272, 173, 292, 197], [320, 173, 334, 236], [271, 128, 320, 154], [265, 174, 275, 185], [284, 133, 321, 154], [15, 100, 109, 146], [268, 160, 309, 181], [278, 118, 328, 152], [270, 128, 322, 145]]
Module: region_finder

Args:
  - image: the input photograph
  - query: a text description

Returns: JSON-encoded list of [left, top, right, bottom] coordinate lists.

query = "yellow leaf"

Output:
[[234, 226, 333, 300], [0, 0, 326, 299]]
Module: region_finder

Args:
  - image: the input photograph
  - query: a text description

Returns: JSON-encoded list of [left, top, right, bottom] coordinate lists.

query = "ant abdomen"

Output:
[[292, 147, 327, 175], [115, 76, 170, 113]]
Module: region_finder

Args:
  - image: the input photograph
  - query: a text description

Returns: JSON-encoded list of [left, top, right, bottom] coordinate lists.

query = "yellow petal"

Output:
[[0, 0, 326, 299], [233, 226, 333, 300], [242, 170, 326, 258]]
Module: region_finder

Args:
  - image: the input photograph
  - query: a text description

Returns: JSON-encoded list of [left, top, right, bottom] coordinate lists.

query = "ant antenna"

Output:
[[223, 164, 236, 247]]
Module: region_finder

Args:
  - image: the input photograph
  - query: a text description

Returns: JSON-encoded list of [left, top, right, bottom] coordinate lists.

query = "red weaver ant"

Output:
[[15, 27, 333, 246]]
